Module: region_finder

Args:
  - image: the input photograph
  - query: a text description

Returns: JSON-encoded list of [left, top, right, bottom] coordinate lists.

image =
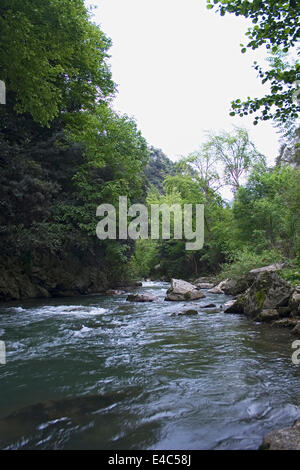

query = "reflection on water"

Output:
[[0, 281, 300, 449]]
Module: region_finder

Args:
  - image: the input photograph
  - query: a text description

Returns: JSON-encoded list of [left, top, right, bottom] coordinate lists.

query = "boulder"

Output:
[[235, 272, 293, 318], [126, 294, 158, 302], [260, 420, 300, 450], [255, 309, 280, 322], [249, 263, 286, 274], [219, 276, 254, 296], [289, 288, 300, 316], [277, 306, 292, 318], [207, 286, 223, 294], [206, 278, 244, 295], [165, 279, 205, 301], [194, 282, 214, 289], [177, 309, 198, 316], [209, 264, 286, 298], [223, 298, 245, 314], [271, 318, 298, 328], [202, 303, 217, 308]]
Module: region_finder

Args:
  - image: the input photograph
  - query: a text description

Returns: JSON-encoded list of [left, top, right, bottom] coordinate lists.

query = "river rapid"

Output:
[[0, 281, 300, 450]]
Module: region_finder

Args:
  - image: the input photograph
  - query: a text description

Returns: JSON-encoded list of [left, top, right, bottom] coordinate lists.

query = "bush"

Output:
[[280, 266, 300, 286], [218, 248, 283, 280]]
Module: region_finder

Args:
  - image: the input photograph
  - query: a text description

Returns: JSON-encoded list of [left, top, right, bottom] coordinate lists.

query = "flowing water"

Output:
[[0, 281, 300, 450]]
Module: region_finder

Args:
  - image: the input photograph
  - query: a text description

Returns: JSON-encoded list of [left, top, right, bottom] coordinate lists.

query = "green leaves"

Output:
[[207, 0, 300, 124], [0, 0, 114, 126]]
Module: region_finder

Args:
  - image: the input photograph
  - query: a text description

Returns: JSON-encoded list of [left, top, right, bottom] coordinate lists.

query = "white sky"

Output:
[[91, 0, 281, 167]]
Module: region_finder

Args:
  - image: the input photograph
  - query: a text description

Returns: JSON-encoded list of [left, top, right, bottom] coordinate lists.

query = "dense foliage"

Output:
[[0, 0, 150, 281]]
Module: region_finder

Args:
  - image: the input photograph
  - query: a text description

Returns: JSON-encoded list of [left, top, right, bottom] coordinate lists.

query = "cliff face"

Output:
[[0, 251, 110, 302]]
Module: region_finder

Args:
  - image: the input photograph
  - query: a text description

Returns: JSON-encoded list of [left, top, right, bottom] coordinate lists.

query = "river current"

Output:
[[0, 281, 299, 449]]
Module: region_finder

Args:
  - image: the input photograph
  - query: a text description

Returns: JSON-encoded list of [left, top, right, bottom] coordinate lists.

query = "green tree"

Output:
[[0, 0, 114, 126], [207, 0, 300, 124], [204, 128, 265, 193], [233, 164, 300, 258]]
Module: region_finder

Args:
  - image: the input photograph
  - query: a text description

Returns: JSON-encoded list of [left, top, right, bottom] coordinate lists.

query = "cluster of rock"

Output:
[[221, 268, 300, 335]]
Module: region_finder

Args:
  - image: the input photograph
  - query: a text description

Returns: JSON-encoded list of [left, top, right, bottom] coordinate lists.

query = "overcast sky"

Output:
[[92, 0, 280, 166]]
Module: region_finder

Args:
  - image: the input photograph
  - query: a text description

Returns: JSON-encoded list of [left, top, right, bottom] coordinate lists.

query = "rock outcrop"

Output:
[[223, 272, 300, 329], [0, 252, 111, 302], [209, 264, 286, 297], [0, 251, 144, 303], [165, 279, 205, 301], [242, 272, 293, 318], [224, 272, 293, 319]]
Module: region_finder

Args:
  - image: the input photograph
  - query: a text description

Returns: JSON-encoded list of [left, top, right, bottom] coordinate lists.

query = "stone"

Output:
[[255, 309, 280, 322], [194, 282, 214, 289], [289, 288, 300, 316], [260, 420, 300, 450], [271, 318, 298, 328], [223, 297, 245, 314], [249, 263, 286, 274], [220, 276, 253, 296], [177, 309, 198, 316], [239, 272, 293, 318], [212, 264, 287, 299], [207, 286, 224, 295], [165, 279, 205, 301], [277, 306, 292, 318], [126, 294, 158, 302], [202, 303, 217, 308], [206, 278, 243, 295]]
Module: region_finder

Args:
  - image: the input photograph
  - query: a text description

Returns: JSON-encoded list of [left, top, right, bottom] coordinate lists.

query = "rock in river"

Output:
[[224, 272, 293, 319], [193, 282, 214, 289], [126, 294, 158, 302], [165, 279, 205, 301], [175, 309, 198, 316]]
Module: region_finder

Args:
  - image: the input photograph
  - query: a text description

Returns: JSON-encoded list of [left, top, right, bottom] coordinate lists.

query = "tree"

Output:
[[177, 145, 223, 197], [0, 0, 114, 126], [207, 0, 300, 124], [233, 164, 300, 258], [0, 0, 150, 287], [204, 128, 265, 193]]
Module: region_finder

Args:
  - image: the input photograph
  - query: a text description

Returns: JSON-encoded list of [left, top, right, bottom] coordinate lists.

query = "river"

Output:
[[0, 280, 299, 449]]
